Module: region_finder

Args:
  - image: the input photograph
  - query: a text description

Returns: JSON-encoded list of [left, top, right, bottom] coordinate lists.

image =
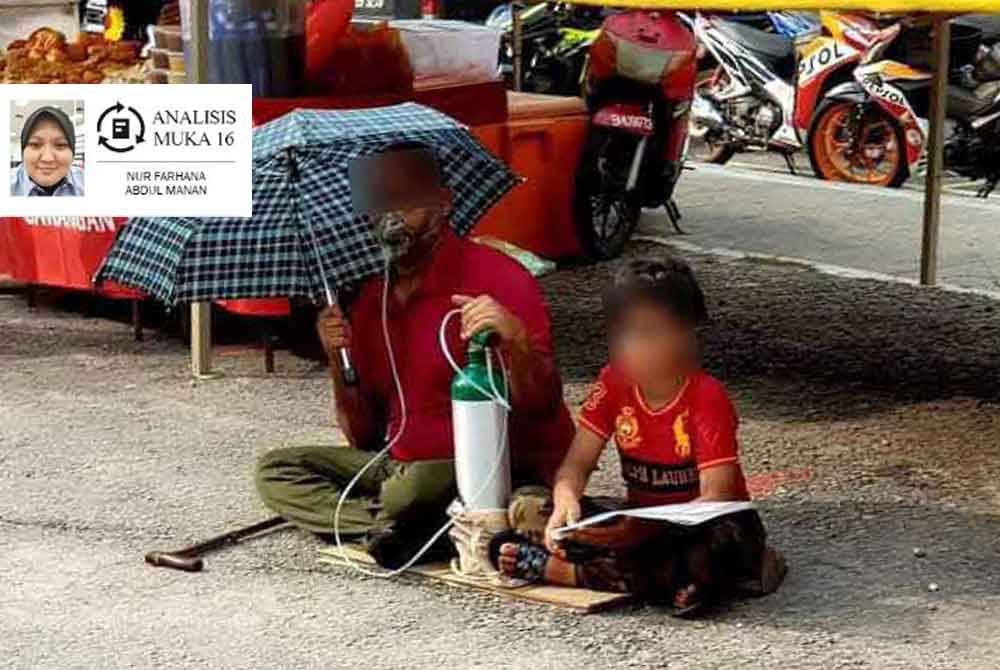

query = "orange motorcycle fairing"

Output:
[[856, 62, 931, 169]]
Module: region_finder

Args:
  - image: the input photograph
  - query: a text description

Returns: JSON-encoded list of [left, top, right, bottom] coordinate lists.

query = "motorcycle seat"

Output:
[[954, 14, 1000, 45], [714, 19, 796, 79], [948, 84, 999, 120]]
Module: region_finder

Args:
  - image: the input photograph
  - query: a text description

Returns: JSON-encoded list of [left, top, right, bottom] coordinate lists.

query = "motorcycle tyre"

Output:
[[574, 130, 643, 262], [692, 70, 738, 165], [808, 98, 908, 189], [696, 137, 738, 165]]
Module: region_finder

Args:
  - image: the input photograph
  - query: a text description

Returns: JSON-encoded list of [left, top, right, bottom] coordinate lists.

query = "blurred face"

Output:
[[610, 301, 697, 388], [370, 189, 452, 264], [23, 119, 73, 187], [366, 155, 452, 265]]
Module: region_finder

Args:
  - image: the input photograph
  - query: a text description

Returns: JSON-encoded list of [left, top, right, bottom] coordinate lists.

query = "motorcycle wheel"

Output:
[[808, 99, 908, 188], [690, 69, 738, 165], [574, 129, 643, 261]]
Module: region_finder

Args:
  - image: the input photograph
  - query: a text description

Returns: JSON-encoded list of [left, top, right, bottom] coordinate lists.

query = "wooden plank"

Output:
[[318, 544, 632, 614]]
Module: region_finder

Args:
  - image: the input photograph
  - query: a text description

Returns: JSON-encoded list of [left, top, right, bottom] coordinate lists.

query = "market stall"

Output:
[[1, 13, 150, 331], [0, 1, 590, 371]]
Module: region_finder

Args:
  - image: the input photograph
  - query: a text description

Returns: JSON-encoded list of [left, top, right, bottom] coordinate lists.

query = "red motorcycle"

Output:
[[575, 10, 696, 259]]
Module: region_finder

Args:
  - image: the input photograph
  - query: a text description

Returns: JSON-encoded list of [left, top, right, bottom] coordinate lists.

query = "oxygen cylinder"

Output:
[[451, 331, 511, 511]]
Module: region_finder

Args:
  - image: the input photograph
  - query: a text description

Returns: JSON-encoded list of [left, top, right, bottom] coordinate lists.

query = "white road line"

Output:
[[724, 159, 980, 197], [635, 234, 1000, 303], [687, 163, 1000, 213]]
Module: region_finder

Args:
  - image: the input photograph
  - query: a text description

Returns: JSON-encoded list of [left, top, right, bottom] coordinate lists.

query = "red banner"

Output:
[[0, 216, 141, 298]]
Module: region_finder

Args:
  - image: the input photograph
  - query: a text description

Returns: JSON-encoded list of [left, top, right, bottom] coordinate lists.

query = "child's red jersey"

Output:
[[578, 365, 750, 506]]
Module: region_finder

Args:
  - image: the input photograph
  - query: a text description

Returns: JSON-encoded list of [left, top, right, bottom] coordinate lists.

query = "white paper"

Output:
[[552, 501, 756, 540]]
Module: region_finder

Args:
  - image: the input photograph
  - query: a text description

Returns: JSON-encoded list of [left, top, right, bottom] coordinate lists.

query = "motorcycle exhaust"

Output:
[[972, 109, 1000, 131], [689, 94, 725, 139]]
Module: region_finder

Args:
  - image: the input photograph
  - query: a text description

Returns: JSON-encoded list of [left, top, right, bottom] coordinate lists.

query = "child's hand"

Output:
[[544, 493, 581, 554]]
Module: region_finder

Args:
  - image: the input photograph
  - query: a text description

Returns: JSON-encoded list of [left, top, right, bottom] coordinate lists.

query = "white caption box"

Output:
[[1, 84, 252, 217]]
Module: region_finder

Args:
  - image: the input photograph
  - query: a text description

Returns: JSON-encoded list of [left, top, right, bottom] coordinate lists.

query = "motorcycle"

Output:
[[688, 11, 880, 168], [488, 2, 559, 88], [488, 2, 602, 96], [575, 10, 696, 260], [810, 20, 1000, 195]]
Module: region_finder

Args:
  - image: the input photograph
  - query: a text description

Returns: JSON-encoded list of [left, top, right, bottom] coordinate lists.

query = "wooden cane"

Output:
[[145, 516, 288, 572]]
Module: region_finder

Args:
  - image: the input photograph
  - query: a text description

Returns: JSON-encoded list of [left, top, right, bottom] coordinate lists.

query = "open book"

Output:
[[552, 501, 755, 540]]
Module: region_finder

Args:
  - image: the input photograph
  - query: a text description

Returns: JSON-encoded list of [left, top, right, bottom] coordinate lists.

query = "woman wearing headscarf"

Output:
[[10, 106, 85, 197]]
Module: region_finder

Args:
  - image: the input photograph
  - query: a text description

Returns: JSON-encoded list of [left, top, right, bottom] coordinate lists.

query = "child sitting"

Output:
[[490, 256, 785, 615]]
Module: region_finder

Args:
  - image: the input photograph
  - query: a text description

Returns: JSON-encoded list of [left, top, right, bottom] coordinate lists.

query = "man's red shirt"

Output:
[[579, 365, 750, 506], [347, 230, 574, 482]]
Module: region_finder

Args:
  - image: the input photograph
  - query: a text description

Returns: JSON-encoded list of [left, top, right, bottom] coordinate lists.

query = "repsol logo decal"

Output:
[[871, 84, 907, 107], [800, 41, 849, 79]]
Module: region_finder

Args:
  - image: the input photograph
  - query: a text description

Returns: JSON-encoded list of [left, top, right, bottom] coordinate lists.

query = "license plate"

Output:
[[593, 105, 654, 136]]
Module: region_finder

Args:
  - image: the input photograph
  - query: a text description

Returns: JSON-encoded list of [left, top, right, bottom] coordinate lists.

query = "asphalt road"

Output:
[[643, 153, 1000, 294], [5, 241, 1000, 669]]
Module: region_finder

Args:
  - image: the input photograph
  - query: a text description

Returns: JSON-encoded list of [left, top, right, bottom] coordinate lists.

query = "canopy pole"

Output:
[[920, 15, 950, 286], [191, 302, 213, 377], [190, 0, 213, 376], [189, 0, 209, 84], [512, 1, 524, 92]]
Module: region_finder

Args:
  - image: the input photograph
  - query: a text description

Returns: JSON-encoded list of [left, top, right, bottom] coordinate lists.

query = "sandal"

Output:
[[487, 530, 550, 583], [670, 583, 709, 619]]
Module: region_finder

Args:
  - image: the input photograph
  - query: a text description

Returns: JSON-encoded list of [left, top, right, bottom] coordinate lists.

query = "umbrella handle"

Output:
[[338, 347, 359, 387]]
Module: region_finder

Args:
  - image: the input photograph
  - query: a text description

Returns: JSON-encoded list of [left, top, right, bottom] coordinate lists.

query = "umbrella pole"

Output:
[[920, 15, 950, 287], [190, 0, 214, 377], [283, 147, 359, 387]]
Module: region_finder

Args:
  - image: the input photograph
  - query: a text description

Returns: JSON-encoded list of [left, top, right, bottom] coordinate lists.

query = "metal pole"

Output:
[[189, 0, 213, 375], [920, 16, 950, 287], [512, 1, 524, 92]]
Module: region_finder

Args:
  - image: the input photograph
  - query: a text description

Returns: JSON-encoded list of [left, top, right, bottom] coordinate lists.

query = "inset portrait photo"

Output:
[[9, 100, 85, 197]]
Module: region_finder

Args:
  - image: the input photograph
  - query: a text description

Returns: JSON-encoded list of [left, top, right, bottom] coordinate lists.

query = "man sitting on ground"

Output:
[[255, 144, 574, 567]]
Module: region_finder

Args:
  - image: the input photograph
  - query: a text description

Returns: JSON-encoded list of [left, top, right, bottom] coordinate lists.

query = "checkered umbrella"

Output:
[[95, 103, 519, 305]]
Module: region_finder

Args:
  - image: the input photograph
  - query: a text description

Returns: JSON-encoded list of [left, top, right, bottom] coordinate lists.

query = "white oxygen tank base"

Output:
[[452, 398, 510, 511]]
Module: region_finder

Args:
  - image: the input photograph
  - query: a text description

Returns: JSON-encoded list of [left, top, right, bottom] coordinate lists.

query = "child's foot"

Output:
[[496, 541, 549, 582], [488, 531, 578, 585], [671, 583, 707, 618]]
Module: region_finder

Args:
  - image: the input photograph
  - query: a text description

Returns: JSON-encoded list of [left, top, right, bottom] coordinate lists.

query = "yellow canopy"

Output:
[[562, 1, 999, 11]]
